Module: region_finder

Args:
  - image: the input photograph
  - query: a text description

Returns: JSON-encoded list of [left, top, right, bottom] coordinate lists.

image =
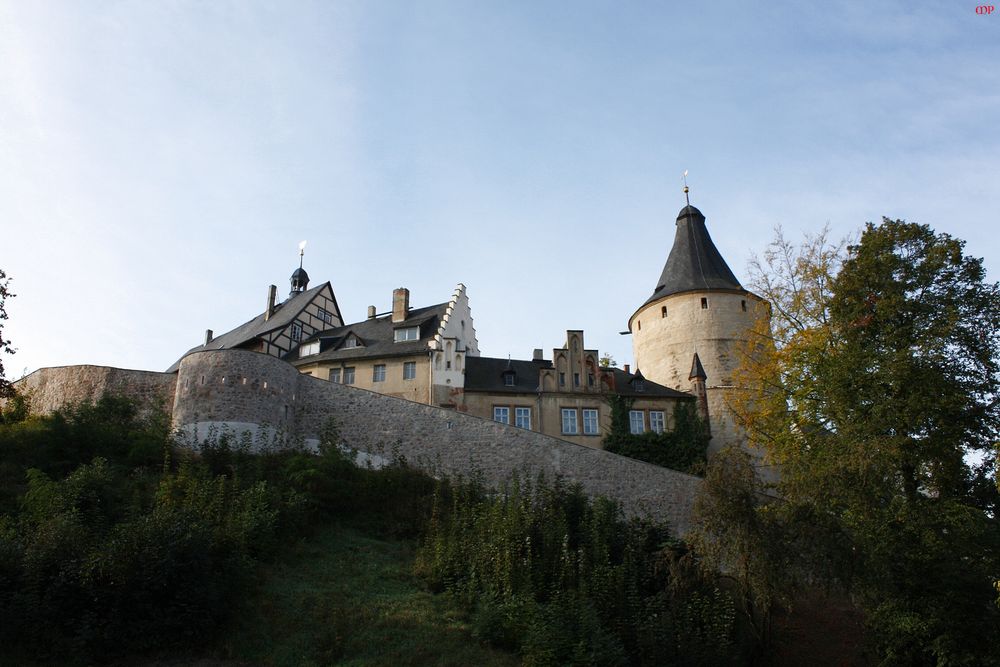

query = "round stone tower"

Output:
[[629, 203, 769, 454]]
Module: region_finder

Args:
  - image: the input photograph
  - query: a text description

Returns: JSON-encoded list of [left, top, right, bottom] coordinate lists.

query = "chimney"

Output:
[[532, 348, 543, 361], [265, 285, 277, 321], [392, 287, 409, 323], [204, 329, 214, 346], [624, 363, 630, 375], [367, 305, 376, 320]]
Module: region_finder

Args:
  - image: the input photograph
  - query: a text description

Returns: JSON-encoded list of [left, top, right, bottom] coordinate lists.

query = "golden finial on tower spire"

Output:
[[682, 169, 690, 206]]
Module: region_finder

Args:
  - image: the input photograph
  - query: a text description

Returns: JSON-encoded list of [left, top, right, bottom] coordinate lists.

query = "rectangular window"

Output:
[[701, 297, 708, 309], [629, 410, 645, 434], [373, 364, 386, 382], [343, 367, 355, 384], [573, 372, 580, 387], [298, 341, 320, 358], [345, 337, 359, 348], [403, 361, 416, 380], [588, 373, 595, 387], [661, 305, 668, 318], [650, 411, 666, 434], [561, 408, 578, 435], [330, 368, 341, 383], [504, 373, 515, 386], [559, 372, 566, 386], [582, 409, 599, 435], [291, 322, 303, 342], [394, 327, 419, 342], [515, 407, 531, 430], [493, 406, 510, 424], [741, 299, 747, 312], [317, 307, 333, 324]]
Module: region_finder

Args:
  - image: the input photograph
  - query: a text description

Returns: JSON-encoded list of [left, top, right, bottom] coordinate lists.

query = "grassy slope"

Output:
[[216, 523, 519, 667]]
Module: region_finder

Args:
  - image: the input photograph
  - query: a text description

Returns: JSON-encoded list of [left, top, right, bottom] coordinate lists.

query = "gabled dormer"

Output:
[[339, 331, 366, 350]]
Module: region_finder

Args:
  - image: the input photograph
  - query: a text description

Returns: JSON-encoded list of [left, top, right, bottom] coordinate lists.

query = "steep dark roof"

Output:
[[644, 204, 742, 306], [465, 357, 551, 393], [605, 367, 691, 398], [689, 353, 707, 380], [290, 303, 448, 364], [166, 283, 331, 372], [464, 356, 693, 398]]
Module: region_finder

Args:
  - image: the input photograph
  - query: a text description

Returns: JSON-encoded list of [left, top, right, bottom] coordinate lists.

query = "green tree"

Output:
[[0, 269, 14, 398], [689, 447, 779, 651], [733, 219, 1000, 664]]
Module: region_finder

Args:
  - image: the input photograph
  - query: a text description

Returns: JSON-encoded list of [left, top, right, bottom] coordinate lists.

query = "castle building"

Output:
[[160, 199, 767, 455], [292, 284, 479, 406], [460, 330, 694, 448], [628, 202, 769, 454]]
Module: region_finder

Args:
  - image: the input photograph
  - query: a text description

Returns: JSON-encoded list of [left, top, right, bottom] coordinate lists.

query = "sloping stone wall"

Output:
[[174, 349, 702, 535], [11, 365, 177, 417], [296, 374, 703, 535]]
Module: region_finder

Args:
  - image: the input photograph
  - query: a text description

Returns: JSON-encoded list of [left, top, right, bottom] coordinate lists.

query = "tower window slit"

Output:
[[701, 298, 708, 309], [661, 305, 667, 318]]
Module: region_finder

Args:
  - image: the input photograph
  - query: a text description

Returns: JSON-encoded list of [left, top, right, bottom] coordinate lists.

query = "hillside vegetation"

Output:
[[0, 395, 746, 666]]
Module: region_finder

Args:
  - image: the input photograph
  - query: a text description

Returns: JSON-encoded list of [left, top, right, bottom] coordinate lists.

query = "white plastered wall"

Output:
[[429, 283, 479, 395]]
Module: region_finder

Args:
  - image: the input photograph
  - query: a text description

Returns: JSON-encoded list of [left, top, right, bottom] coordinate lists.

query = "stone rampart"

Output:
[[13, 350, 704, 535], [294, 374, 703, 534], [169, 349, 702, 534], [11, 365, 177, 417]]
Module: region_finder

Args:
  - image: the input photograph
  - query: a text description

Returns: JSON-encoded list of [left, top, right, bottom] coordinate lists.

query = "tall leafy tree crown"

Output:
[[825, 219, 1000, 501]]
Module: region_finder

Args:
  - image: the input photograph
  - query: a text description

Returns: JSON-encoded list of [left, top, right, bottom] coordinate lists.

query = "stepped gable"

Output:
[[643, 204, 742, 307]]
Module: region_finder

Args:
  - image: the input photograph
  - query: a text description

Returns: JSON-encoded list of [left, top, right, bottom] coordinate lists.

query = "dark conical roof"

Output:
[[689, 353, 707, 380], [644, 204, 742, 306]]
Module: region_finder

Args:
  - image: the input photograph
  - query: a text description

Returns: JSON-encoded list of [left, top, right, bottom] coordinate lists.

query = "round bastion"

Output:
[[173, 349, 303, 450]]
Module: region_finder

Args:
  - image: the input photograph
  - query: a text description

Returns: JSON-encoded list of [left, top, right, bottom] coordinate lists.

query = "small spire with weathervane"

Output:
[[290, 240, 310, 295]]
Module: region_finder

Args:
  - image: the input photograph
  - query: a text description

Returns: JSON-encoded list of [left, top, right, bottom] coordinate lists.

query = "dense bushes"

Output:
[[0, 396, 448, 662], [0, 455, 292, 660], [415, 475, 738, 665]]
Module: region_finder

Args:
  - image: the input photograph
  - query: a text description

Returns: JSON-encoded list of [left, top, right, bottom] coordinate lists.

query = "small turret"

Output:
[[689, 353, 710, 433], [290, 241, 310, 295]]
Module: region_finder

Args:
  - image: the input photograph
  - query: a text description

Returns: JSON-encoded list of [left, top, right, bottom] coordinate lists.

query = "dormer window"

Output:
[[503, 371, 516, 387], [394, 326, 419, 342], [344, 336, 362, 348], [634, 380, 645, 392], [299, 341, 320, 358]]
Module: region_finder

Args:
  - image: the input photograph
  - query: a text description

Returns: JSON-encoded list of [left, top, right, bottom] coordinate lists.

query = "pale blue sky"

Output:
[[2, 1, 998, 378]]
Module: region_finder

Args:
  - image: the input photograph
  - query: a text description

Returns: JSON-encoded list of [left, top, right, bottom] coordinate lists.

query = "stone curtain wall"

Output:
[[11, 365, 177, 417], [174, 350, 702, 535], [296, 374, 703, 535], [17, 350, 703, 535]]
